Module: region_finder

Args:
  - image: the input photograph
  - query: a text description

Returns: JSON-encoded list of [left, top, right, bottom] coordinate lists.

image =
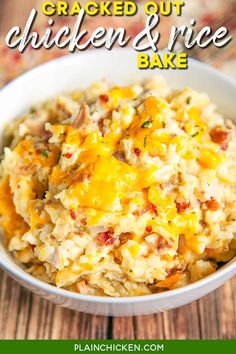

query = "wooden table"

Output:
[[1, 270, 236, 339], [0, 0, 236, 340]]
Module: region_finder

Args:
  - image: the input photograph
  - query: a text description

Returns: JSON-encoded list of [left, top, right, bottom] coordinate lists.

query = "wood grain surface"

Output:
[[0, 0, 236, 340]]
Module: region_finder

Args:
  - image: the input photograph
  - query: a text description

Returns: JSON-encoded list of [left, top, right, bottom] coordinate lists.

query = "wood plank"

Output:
[[1, 268, 236, 339], [0, 270, 110, 339]]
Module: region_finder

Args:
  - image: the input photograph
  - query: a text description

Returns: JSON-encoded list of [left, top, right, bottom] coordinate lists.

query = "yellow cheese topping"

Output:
[[63, 156, 139, 212], [0, 78, 235, 297], [0, 178, 28, 243]]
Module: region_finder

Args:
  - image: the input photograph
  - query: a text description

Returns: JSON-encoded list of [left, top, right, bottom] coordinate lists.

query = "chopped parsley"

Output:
[[191, 131, 199, 138], [162, 121, 166, 128], [144, 135, 148, 147], [186, 97, 191, 104], [41, 149, 49, 158], [141, 120, 153, 129]]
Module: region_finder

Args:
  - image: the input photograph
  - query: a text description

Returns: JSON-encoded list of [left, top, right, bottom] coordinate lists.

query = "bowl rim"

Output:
[[1, 251, 236, 303], [0, 48, 236, 304]]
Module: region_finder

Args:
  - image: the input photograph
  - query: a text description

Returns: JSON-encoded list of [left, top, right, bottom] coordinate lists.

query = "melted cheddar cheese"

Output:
[[0, 76, 235, 297]]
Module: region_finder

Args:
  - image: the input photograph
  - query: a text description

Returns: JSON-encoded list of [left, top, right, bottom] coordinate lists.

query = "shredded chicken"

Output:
[[72, 102, 91, 129]]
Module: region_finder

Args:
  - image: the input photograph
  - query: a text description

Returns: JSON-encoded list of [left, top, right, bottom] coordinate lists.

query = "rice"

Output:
[[0, 76, 236, 296]]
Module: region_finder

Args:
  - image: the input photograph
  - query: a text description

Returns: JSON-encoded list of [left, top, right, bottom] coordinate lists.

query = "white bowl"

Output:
[[0, 49, 236, 316]]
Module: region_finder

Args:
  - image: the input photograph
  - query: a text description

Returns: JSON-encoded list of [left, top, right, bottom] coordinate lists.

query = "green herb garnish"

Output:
[[144, 135, 148, 147], [41, 149, 49, 158], [191, 132, 199, 138], [161, 121, 166, 128], [141, 120, 153, 129]]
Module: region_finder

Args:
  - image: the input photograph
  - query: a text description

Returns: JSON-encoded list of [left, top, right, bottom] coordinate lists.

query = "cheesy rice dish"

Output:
[[0, 76, 236, 296]]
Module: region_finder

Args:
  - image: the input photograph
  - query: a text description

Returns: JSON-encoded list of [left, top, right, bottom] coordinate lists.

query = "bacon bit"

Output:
[[133, 209, 142, 216], [114, 257, 122, 265], [205, 198, 220, 211], [176, 201, 191, 213], [177, 234, 186, 254], [146, 202, 157, 214], [64, 153, 73, 159], [205, 248, 216, 258], [123, 198, 130, 205], [29, 244, 35, 252], [72, 103, 91, 129], [80, 218, 87, 225], [77, 173, 91, 183], [157, 236, 171, 250], [205, 248, 214, 256], [97, 229, 115, 246], [70, 210, 77, 220], [133, 203, 157, 216], [119, 232, 132, 244], [200, 220, 208, 228], [98, 118, 105, 135], [169, 264, 186, 274], [145, 225, 153, 233], [210, 127, 231, 150], [134, 148, 141, 157], [99, 95, 109, 104]]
